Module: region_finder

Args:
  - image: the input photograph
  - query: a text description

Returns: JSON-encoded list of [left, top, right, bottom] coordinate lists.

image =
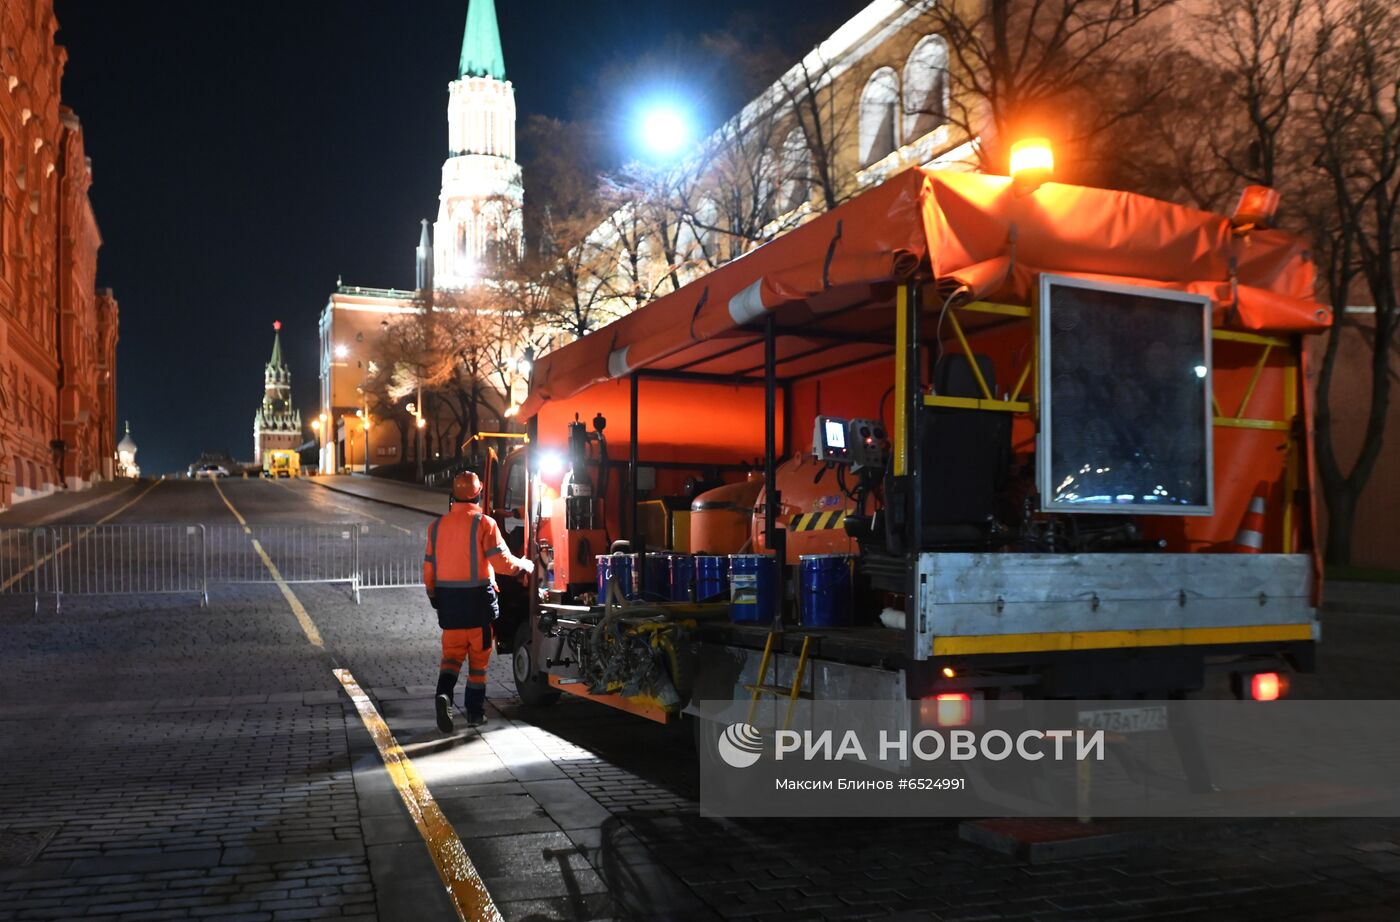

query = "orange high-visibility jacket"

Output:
[[422, 501, 525, 596]]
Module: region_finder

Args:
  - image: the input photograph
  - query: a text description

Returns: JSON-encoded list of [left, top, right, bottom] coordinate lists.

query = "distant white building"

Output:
[[433, 0, 523, 288], [116, 421, 139, 478]]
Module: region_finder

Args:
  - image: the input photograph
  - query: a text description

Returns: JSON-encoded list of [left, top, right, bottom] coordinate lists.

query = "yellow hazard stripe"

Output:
[[932, 623, 1314, 656], [790, 511, 848, 532]]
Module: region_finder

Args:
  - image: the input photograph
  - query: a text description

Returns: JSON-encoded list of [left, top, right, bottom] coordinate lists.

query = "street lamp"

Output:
[[637, 103, 692, 158]]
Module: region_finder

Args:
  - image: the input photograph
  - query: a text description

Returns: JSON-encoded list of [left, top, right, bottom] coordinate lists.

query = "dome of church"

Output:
[[117, 421, 137, 454]]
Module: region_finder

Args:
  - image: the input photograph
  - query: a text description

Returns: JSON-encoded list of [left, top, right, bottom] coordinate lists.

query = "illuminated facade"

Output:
[[433, 0, 522, 289], [254, 323, 302, 466], [319, 0, 522, 471], [1, 0, 119, 506]]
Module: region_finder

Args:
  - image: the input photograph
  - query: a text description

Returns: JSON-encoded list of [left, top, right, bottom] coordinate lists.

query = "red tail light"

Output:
[[1250, 672, 1283, 701], [925, 693, 973, 727]]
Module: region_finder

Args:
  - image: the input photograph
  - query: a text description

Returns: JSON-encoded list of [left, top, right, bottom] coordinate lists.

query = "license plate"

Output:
[[1077, 705, 1168, 734]]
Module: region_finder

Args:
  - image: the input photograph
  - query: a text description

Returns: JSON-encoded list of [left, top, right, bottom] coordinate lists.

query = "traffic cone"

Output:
[[1230, 487, 1268, 553]]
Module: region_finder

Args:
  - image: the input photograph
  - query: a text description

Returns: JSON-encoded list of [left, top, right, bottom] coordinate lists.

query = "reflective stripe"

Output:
[[469, 515, 480, 583], [467, 668, 487, 677], [1234, 529, 1264, 549], [436, 579, 491, 588], [465, 679, 486, 688], [423, 555, 435, 563]]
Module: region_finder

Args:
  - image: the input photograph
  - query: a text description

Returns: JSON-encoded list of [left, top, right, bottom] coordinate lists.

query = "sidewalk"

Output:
[[307, 474, 447, 517]]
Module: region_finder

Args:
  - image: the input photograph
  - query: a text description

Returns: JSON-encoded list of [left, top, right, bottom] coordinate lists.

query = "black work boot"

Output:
[[467, 710, 488, 727], [434, 695, 454, 733]]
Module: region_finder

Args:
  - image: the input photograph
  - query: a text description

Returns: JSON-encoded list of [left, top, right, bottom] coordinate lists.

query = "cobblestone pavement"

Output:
[[1, 479, 1398, 921]]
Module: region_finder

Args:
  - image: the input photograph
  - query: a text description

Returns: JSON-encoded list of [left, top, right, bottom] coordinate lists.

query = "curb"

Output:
[[305, 477, 443, 518]]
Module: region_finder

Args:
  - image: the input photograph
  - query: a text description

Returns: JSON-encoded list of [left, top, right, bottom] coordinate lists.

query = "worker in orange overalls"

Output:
[[424, 471, 533, 731]]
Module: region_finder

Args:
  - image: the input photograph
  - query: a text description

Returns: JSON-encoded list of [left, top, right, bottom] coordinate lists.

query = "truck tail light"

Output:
[[922, 693, 973, 728], [1250, 672, 1284, 701]]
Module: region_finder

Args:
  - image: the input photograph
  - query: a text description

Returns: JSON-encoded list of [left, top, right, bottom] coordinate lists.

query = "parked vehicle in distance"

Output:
[[190, 464, 229, 478], [263, 450, 299, 479]]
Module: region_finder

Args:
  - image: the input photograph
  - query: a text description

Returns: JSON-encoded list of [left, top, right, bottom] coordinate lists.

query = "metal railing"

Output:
[[0, 522, 428, 611]]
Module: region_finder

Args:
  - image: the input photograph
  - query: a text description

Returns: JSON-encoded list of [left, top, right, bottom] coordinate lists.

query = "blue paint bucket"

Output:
[[596, 553, 638, 601], [659, 553, 694, 602], [643, 552, 677, 601], [728, 554, 779, 624], [693, 555, 730, 602], [799, 554, 853, 628]]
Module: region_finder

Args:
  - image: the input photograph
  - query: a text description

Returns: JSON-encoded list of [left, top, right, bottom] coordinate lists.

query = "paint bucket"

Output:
[[799, 554, 854, 628], [643, 552, 678, 601], [666, 553, 695, 602], [596, 553, 638, 601], [728, 554, 779, 624], [693, 555, 730, 602]]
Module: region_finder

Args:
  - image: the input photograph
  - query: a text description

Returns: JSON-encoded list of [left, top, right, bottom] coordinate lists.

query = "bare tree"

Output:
[[1308, 0, 1399, 565], [1195, 0, 1322, 190], [901, 0, 1178, 178], [776, 52, 859, 211]]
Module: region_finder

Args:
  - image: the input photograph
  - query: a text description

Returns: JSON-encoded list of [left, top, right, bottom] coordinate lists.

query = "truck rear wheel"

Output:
[[512, 622, 560, 708]]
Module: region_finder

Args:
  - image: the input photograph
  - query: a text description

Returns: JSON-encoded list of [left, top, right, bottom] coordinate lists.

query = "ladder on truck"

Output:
[[744, 631, 813, 731]]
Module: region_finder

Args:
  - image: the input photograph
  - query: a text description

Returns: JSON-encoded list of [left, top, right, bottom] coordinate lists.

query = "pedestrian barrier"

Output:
[[0, 522, 429, 610]]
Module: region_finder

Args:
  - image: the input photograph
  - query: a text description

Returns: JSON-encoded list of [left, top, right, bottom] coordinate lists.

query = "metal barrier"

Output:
[[0, 528, 43, 611], [41, 524, 207, 610], [205, 524, 359, 588], [0, 522, 428, 610], [355, 524, 427, 594]]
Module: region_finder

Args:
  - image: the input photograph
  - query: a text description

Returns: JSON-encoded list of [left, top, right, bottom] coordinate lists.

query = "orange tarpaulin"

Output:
[[523, 168, 1327, 416]]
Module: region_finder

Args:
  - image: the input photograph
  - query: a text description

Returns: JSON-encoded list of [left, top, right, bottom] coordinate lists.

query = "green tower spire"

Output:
[[458, 0, 506, 81], [268, 321, 284, 368]]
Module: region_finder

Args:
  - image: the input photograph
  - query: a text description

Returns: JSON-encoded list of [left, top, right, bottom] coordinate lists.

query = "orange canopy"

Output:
[[523, 168, 1327, 416]]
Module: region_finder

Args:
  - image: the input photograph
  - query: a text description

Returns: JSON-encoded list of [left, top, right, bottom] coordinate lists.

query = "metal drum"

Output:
[[643, 552, 685, 601], [799, 554, 853, 627], [693, 555, 730, 602], [596, 553, 638, 601], [728, 553, 779, 624], [667, 553, 695, 602]]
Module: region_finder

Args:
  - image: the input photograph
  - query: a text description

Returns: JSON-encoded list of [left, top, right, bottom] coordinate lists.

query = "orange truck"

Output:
[[482, 167, 1329, 726]]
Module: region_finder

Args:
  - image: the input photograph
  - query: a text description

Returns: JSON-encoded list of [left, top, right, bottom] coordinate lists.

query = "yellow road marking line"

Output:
[[335, 669, 502, 922], [271, 478, 413, 534], [214, 479, 497, 921], [1, 480, 162, 592], [210, 478, 325, 648]]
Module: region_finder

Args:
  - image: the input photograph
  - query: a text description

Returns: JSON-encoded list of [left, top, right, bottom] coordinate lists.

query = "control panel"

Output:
[[812, 416, 888, 471]]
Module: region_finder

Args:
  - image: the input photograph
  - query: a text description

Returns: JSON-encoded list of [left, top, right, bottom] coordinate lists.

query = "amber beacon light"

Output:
[[1009, 137, 1054, 193]]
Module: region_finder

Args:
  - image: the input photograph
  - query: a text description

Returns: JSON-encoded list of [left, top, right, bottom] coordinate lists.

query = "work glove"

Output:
[[518, 559, 536, 576]]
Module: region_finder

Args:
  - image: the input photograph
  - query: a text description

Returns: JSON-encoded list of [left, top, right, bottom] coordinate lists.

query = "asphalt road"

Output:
[[0, 478, 1397, 922]]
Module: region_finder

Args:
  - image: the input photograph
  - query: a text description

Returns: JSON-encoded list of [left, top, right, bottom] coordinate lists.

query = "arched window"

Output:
[[778, 128, 810, 214], [904, 36, 950, 141], [859, 67, 900, 167]]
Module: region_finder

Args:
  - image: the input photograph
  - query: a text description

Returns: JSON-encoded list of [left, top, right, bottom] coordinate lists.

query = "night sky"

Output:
[[51, 0, 861, 476]]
